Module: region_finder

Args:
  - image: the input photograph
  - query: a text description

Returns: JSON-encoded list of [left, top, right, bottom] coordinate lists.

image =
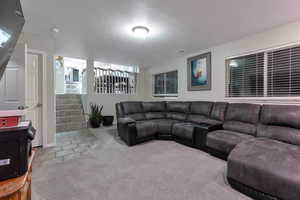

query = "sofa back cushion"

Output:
[[257, 104, 300, 146], [121, 102, 145, 121], [142, 102, 166, 112], [223, 103, 261, 136], [210, 102, 228, 121], [142, 102, 166, 119], [166, 102, 190, 121], [190, 101, 213, 116], [167, 102, 190, 113], [187, 101, 221, 125]]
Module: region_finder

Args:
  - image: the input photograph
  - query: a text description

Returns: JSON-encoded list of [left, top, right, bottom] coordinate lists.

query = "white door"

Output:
[[26, 54, 42, 147], [0, 43, 26, 110]]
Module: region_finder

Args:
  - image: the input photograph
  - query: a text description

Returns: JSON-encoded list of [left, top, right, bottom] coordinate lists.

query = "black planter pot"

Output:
[[103, 116, 114, 126], [89, 118, 101, 128]]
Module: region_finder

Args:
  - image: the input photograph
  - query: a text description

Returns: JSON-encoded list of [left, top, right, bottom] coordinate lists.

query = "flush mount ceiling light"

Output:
[[51, 27, 60, 33], [132, 26, 150, 38]]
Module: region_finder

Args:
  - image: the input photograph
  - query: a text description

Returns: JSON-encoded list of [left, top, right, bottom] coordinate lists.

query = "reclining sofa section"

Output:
[[206, 103, 261, 159]]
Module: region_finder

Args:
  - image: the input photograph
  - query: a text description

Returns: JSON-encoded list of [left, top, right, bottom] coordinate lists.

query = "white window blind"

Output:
[[267, 46, 300, 97], [226, 44, 300, 98], [153, 70, 178, 97], [226, 53, 264, 97]]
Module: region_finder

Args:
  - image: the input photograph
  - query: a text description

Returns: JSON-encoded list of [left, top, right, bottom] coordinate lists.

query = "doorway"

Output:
[[0, 45, 46, 147]]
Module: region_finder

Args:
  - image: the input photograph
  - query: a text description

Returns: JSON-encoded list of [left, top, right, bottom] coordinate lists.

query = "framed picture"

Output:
[[187, 52, 211, 91]]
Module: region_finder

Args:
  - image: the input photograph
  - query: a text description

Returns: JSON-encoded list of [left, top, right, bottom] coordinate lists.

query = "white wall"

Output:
[[144, 21, 300, 105], [18, 32, 56, 146]]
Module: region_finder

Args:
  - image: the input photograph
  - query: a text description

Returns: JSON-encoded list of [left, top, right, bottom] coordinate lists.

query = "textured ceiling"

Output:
[[21, 0, 300, 67]]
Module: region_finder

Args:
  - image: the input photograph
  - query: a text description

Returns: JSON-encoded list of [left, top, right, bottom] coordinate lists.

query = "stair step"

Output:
[[56, 110, 84, 117], [56, 94, 81, 99], [56, 104, 83, 112], [56, 116, 86, 123], [56, 104, 82, 110], [56, 98, 81, 105], [56, 94, 86, 133]]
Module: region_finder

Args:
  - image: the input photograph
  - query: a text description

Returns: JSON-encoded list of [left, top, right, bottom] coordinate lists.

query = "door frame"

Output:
[[27, 49, 48, 147]]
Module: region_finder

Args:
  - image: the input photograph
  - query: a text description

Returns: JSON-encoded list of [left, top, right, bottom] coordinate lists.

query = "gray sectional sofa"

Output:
[[116, 101, 300, 200]]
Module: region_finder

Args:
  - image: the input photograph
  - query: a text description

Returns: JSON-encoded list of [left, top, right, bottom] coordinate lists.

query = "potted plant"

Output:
[[102, 115, 114, 126], [89, 103, 103, 128]]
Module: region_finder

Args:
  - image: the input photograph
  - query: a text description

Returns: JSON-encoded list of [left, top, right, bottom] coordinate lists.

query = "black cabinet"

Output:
[[0, 121, 35, 181]]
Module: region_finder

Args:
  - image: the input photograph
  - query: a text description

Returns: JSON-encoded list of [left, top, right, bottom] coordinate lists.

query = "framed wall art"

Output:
[[187, 52, 211, 91]]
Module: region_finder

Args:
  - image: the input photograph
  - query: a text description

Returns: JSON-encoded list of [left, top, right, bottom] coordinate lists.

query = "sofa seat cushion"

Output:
[[187, 114, 221, 126], [153, 119, 181, 134], [206, 130, 254, 154], [172, 123, 195, 140], [223, 121, 257, 136], [135, 120, 157, 138], [228, 138, 300, 200]]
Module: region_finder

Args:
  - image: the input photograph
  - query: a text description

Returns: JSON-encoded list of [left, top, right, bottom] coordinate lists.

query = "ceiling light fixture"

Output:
[[51, 27, 60, 33], [132, 26, 150, 38]]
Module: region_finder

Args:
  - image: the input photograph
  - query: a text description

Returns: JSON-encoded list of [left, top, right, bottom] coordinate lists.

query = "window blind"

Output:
[[267, 46, 300, 97], [153, 70, 178, 97], [226, 53, 264, 97]]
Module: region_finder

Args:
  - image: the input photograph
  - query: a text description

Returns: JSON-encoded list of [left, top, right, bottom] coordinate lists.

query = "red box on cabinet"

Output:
[[0, 116, 20, 128], [0, 110, 24, 128]]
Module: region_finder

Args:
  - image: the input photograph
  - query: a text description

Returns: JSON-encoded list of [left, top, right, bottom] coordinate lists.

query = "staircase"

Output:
[[56, 94, 87, 133]]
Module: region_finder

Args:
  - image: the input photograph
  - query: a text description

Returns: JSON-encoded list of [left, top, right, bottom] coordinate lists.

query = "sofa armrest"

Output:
[[117, 117, 137, 146], [118, 117, 136, 124]]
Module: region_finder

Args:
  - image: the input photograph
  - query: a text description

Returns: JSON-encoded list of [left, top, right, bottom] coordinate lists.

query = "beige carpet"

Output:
[[32, 127, 251, 200]]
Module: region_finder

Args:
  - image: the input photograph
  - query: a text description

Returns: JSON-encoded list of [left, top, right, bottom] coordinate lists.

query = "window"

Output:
[[73, 69, 79, 82], [267, 46, 300, 97], [153, 70, 178, 97], [226, 53, 264, 97], [93, 61, 138, 95], [56, 56, 87, 94], [226, 44, 300, 98]]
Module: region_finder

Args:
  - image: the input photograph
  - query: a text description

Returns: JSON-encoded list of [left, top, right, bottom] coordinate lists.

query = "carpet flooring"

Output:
[[32, 127, 251, 200]]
